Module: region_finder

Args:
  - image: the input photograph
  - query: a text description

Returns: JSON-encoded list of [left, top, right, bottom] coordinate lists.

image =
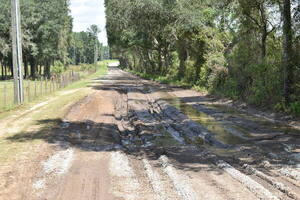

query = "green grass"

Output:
[[0, 60, 111, 112], [0, 60, 111, 165], [126, 69, 208, 93], [0, 79, 47, 110], [0, 87, 91, 165], [65, 61, 108, 89]]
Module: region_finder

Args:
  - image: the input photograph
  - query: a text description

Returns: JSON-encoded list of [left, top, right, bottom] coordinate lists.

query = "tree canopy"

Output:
[[105, 0, 300, 112]]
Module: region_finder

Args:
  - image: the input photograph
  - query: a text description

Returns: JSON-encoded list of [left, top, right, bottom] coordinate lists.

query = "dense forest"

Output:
[[0, 0, 109, 79], [105, 0, 300, 114]]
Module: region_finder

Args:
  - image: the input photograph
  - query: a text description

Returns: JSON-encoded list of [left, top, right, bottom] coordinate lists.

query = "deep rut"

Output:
[[109, 67, 300, 200], [27, 64, 300, 200]]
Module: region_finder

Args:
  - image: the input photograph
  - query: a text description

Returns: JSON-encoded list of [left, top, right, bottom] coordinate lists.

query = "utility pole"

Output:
[[94, 38, 98, 64], [11, 0, 24, 104]]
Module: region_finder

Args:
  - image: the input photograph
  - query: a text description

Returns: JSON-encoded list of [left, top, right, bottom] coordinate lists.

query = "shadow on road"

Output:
[[5, 66, 300, 176]]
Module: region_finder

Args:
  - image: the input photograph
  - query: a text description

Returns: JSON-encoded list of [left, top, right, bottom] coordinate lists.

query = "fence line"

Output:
[[0, 69, 95, 112]]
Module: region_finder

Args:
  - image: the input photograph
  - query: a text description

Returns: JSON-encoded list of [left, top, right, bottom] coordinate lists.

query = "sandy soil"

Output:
[[1, 63, 299, 200]]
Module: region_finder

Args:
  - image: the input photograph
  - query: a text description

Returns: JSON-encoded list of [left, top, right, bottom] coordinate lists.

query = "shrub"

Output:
[[51, 61, 65, 75], [289, 102, 300, 117]]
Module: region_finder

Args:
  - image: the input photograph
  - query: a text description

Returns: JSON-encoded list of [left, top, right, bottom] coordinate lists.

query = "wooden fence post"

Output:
[[45, 78, 47, 95], [60, 75, 62, 88], [71, 71, 74, 83], [27, 81, 30, 102], [40, 77, 43, 96], [3, 84, 7, 109], [49, 77, 52, 93], [34, 79, 37, 98], [51, 77, 54, 92], [61, 74, 65, 88]]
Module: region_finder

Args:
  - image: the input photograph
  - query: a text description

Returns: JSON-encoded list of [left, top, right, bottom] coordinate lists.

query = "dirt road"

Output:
[[2, 63, 300, 200]]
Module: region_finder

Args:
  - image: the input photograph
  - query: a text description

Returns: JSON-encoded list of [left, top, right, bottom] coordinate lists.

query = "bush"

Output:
[[51, 61, 65, 75], [289, 102, 300, 117], [79, 64, 97, 71]]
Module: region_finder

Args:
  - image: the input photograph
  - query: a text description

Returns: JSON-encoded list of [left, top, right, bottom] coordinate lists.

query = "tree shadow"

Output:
[[6, 65, 299, 178], [90, 66, 300, 169], [4, 114, 225, 174], [6, 119, 121, 152]]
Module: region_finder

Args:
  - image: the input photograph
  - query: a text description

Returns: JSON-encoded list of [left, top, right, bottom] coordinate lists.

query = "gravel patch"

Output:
[[243, 164, 297, 199], [109, 151, 140, 200], [33, 147, 74, 193], [217, 161, 279, 200], [42, 149, 74, 175], [159, 155, 198, 200], [279, 168, 300, 181], [32, 179, 46, 190], [143, 159, 169, 200]]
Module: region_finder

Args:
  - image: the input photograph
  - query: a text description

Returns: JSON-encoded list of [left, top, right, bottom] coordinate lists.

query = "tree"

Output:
[[239, 0, 277, 62], [88, 25, 101, 64], [105, 0, 300, 111], [282, 0, 294, 104], [70, 26, 103, 65]]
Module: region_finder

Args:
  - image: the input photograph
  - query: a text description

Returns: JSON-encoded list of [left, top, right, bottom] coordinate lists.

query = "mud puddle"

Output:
[[152, 126, 182, 147], [157, 92, 250, 145], [154, 91, 300, 163], [206, 104, 300, 137], [159, 91, 300, 143]]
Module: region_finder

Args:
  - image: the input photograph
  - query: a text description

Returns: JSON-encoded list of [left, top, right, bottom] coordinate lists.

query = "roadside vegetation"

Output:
[[105, 0, 300, 116], [0, 61, 109, 112]]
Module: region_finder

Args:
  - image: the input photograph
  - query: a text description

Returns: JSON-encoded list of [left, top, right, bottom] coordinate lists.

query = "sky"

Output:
[[70, 0, 108, 45]]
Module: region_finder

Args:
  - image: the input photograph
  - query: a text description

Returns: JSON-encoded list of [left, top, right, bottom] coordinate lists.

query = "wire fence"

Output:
[[0, 69, 96, 112]]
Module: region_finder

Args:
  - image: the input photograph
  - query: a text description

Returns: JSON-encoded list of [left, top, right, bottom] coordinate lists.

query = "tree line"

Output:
[[105, 0, 300, 112], [0, 0, 109, 80], [70, 25, 110, 65]]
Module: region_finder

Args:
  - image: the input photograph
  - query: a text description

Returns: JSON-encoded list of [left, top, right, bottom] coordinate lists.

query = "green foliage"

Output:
[[79, 64, 97, 71], [274, 102, 286, 113], [192, 85, 207, 93], [0, 0, 73, 78], [69, 25, 109, 65], [289, 102, 300, 117], [274, 101, 300, 117], [51, 61, 65, 75], [105, 0, 300, 115]]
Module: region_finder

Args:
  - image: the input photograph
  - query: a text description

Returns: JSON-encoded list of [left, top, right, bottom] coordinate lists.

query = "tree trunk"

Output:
[[30, 57, 36, 79], [282, 0, 294, 104], [24, 57, 29, 79], [133, 54, 137, 70], [1, 63, 4, 80], [261, 25, 268, 87], [44, 62, 51, 78], [10, 65, 13, 78], [176, 40, 188, 80], [4, 64, 7, 78], [260, 4, 267, 62], [261, 26, 267, 61], [39, 65, 42, 76], [158, 47, 163, 75]]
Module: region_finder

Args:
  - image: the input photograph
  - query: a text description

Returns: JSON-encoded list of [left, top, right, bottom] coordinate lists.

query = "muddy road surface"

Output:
[[3, 63, 300, 200]]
